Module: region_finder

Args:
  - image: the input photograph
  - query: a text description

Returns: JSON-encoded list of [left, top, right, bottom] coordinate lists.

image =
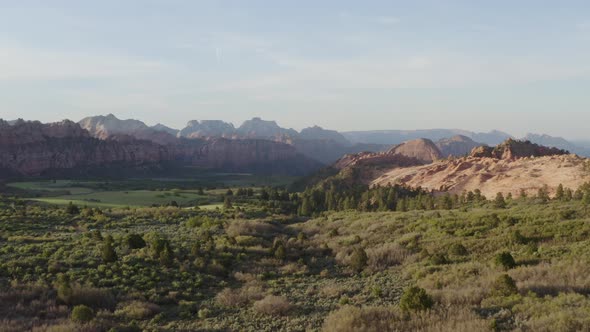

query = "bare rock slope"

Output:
[[372, 140, 588, 197]]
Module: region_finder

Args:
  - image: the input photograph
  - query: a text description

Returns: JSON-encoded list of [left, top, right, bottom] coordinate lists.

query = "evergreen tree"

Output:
[[159, 243, 174, 267], [299, 196, 312, 216], [349, 247, 368, 273], [101, 235, 118, 263], [66, 202, 80, 215], [494, 192, 506, 209], [555, 184, 565, 201], [223, 196, 233, 209]]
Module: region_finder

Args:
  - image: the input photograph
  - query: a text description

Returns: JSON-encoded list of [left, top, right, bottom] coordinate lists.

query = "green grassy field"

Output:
[[6, 173, 284, 208], [30, 190, 210, 208]]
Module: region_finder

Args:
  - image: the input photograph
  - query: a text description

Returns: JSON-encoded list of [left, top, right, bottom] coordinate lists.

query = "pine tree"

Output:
[[494, 192, 506, 209], [555, 184, 565, 201]]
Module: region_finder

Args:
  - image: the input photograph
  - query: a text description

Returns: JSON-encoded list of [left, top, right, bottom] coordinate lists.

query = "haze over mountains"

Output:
[[2, 113, 590, 181]]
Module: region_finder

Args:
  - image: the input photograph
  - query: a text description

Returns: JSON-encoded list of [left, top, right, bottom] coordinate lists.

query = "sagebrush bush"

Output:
[[115, 301, 160, 320], [253, 295, 292, 316], [322, 306, 399, 332], [366, 243, 410, 271]]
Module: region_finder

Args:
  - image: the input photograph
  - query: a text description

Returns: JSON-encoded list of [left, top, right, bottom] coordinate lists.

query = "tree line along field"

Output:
[[1, 179, 590, 331]]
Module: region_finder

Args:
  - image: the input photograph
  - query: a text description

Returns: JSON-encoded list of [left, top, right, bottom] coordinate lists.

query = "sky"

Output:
[[1, 0, 590, 138]]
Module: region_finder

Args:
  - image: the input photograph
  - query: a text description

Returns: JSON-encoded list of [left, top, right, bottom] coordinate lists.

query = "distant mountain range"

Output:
[[341, 129, 512, 146], [2, 114, 590, 179]]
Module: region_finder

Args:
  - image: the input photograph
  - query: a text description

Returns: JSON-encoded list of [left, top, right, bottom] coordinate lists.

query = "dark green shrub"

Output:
[[125, 233, 146, 249], [274, 243, 287, 260], [349, 248, 368, 273], [494, 252, 516, 270], [429, 253, 449, 265], [449, 243, 468, 256], [491, 274, 518, 296], [66, 202, 80, 215], [399, 286, 433, 312], [71, 305, 94, 323]]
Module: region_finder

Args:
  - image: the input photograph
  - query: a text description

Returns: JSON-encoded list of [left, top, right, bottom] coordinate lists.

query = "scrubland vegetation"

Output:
[[2, 178, 590, 331]]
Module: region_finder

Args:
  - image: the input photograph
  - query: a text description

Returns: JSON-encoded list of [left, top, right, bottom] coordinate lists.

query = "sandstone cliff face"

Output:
[[0, 119, 89, 145], [0, 119, 321, 177], [0, 120, 170, 176], [175, 138, 321, 174]]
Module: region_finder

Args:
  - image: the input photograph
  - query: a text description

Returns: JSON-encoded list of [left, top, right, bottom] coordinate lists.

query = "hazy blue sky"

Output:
[[1, 1, 590, 138]]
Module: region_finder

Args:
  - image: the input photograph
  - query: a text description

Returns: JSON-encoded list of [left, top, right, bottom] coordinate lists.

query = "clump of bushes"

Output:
[[215, 282, 265, 307], [71, 305, 94, 323], [399, 286, 433, 312], [322, 306, 399, 332], [115, 301, 160, 320], [252, 295, 292, 316]]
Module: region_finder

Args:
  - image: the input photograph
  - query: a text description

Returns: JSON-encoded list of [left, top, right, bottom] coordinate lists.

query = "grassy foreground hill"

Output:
[[2, 179, 590, 331]]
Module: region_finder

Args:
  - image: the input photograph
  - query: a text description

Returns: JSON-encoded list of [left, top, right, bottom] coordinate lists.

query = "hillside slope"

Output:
[[372, 140, 586, 197], [372, 154, 589, 197]]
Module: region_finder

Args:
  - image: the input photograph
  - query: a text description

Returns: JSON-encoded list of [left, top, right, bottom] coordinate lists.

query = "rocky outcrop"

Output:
[[365, 139, 586, 198], [436, 135, 482, 157], [470, 139, 568, 160], [372, 154, 589, 198], [388, 138, 443, 163]]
